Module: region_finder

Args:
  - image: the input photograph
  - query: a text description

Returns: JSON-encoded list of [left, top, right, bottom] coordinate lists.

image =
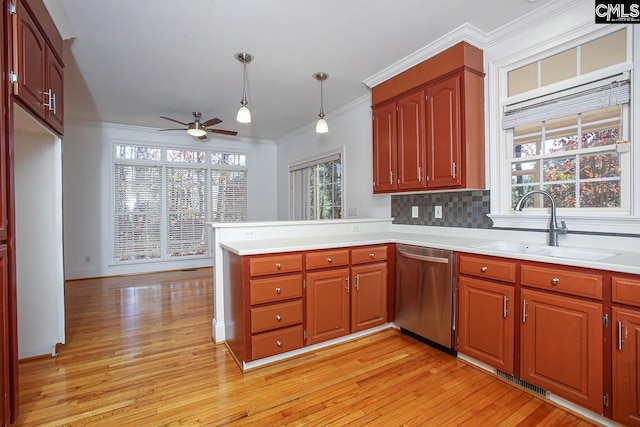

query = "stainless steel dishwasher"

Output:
[[395, 244, 455, 354]]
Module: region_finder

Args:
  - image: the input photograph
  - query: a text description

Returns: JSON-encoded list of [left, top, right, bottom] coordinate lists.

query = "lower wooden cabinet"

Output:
[[351, 262, 387, 333], [612, 306, 640, 426], [306, 267, 351, 345], [458, 276, 514, 375], [520, 288, 603, 414]]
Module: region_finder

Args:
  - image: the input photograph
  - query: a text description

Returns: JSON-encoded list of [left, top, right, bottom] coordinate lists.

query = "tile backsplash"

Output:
[[391, 190, 492, 228]]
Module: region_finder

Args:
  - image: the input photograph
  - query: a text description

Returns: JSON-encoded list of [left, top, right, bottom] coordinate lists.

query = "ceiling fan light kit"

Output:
[[235, 52, 253, 124], [159, 112, 238, 139], [313, 72, 329, 134]]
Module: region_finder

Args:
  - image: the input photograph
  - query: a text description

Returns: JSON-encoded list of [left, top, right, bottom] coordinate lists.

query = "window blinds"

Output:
[[502, 78, 630, 129], [166, 167, 207, 257], [211, 170, 248, 222]]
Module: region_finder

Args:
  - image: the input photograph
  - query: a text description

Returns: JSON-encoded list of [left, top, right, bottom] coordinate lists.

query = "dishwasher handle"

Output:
[[398, 250, 449, 264]]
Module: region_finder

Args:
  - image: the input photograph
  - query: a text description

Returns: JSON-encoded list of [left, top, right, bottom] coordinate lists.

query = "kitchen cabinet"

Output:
[[351, 246, 388, 333], [371, 42, 484, 194], [223, 244, 391, 365], [13, 0, 64, 135], [612, 275, 640, 426], [457, 254, 516, 375], [0, 245, 8, 425], [306, 267, 351, 345], [519, 263, 604, 414]]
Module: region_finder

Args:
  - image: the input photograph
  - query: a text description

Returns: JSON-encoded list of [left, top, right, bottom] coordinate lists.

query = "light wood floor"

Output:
[[14, 268, 595, 426]]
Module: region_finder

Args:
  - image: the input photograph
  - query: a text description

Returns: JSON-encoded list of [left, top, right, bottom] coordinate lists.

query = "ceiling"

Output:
[[45, 0, 554, 141]]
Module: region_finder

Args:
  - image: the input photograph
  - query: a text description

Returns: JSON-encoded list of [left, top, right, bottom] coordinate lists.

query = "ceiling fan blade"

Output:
[[160, 116, 188, 126], [202, 118, 222, 127], [158, 128, 186, 131], [208, 129, 238, 136]]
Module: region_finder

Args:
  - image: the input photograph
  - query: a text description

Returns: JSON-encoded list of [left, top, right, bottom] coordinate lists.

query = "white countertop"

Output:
[[219, 230, 640, 275]]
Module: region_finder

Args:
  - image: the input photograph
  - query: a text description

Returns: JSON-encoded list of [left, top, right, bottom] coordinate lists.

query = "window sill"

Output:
[[488, 213, 640, 236]]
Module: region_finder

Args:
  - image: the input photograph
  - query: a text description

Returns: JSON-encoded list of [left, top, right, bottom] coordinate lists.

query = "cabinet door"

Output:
[[351, 263, 387, 333], [612, 307, 640, 426], [372, 101, 396, 193], [306, 268, 350, 345], [14, 0, 46, 119], [396, 91, 426, 190], [45, 49, 63, 135], [520, 288, 603, 413], [0, 245, 8, 425], [458, 276, 515, 375], [426, 75, 461, 189]]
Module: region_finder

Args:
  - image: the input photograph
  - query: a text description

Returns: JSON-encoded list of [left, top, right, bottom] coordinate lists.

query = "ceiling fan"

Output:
[[159, 112, 238, 140]]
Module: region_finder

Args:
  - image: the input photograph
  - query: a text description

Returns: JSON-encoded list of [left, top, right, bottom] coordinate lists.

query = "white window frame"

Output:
[[488, 24, 640, 234], [288, 148, 346, 220], [112, 141, 249, 264]]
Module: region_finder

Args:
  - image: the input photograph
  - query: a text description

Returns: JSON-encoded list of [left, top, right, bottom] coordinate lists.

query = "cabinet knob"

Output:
[[275, 263, 282, 269], [276, 314, 282, 321], [276, 340, 282, 347], [275, 287, 281, 294], [327, 257, 333, 263], [551, 277, 560, 285], [369, 253, 375, 258], [480, 266, 488, 272]]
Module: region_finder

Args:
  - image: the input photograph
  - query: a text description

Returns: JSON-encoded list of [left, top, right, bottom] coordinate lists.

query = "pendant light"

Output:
[[235, 52, 253, 123], [313, 72, 329, 133]]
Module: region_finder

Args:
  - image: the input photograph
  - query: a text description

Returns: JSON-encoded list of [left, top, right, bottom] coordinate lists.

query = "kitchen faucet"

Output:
[[514, 190, 568, 247]]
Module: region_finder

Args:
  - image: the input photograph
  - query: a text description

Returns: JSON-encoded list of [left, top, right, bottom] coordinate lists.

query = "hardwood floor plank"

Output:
[[13, 268, 596, 426]]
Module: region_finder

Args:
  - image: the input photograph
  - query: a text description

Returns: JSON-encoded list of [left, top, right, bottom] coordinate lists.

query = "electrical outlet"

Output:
[[83, 255, 91, 264], [435, 206, 443, 219], [243, 229, 256, 238], [351, 224, 361, 232], [411, 206, 419, 218]]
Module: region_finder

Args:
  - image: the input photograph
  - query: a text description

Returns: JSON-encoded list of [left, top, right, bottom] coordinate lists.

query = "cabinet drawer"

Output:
[[521, 264, 602, 300], [306, 249, 350, 270], [250, 274, 303, 305], [251, 325, 304, 360], [459, 255, 516, 283], [249, 253, 302, 277], [613, 276, 640, 307], [251, 300, 303, 334], [351, 245, 388, 264]]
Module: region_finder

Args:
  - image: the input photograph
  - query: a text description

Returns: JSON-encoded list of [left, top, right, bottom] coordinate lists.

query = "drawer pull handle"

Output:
[[327, 257, 333, 263], [480, 266, 488, 272], [275, 287, 281, 294], [369, 253, 375, 258], [551, 277, 560, 285], [276, 314, 282, 321], [276, 340, 282, 347], [275, 263, 282, 270]]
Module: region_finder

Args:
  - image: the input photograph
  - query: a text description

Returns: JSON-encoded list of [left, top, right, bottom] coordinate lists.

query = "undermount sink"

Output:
[[473, 241, 547, 254], [473, 241, 620, 262]]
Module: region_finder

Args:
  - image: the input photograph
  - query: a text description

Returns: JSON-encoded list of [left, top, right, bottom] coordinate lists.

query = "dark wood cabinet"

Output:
[[13, 0, 63, 135], [306, 267, 351, 345], [372, 101, 396, 193], [371, 42, 484, 194], [351, 262, 387, 333], [0, 245, 8, 426], [458, 276, 515, 375], [396, 91, 426, 190], [520, 288, 603, 414], [425, 75, 460, 188], [612, 306, 640, 426]]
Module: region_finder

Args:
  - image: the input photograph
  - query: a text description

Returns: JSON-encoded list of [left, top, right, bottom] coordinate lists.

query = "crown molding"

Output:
[[362, 23, 487, 89]]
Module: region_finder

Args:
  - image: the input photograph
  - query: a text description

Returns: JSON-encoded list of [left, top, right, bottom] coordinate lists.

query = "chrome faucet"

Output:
[[514, 190, 568, 247]]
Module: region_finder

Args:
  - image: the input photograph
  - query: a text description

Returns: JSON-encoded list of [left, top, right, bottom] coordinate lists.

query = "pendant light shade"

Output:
[[235, 52, 253, 124], [313, 72, 329, 134]]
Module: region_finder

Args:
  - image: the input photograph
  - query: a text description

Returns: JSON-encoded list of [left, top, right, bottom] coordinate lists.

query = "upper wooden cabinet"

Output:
[[371, 42, 484, 194], [12, 0, 64, 135]]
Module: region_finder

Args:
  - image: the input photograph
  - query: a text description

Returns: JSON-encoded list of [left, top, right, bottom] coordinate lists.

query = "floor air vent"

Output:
[[496, 370, 547, 397]]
